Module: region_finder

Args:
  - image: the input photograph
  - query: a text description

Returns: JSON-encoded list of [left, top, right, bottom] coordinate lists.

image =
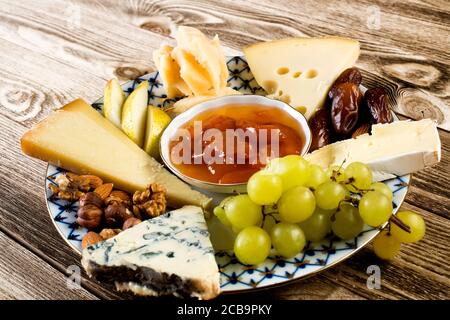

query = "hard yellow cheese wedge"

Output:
[[244, 37, 360, 119], [21, 99, 212, 209]]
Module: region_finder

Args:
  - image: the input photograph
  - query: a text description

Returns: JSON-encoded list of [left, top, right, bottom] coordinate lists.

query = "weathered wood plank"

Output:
[[318, 201, 450, 300], [0, 230, 97, 300], [1, 0, 448, 129], [405, 129, 450, 219], [0, 113, 134, 299], [0, 0, 448, 300]]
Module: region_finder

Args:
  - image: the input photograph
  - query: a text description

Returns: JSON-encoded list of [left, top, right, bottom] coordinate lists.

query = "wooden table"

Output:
[[0, 0, 449, 300]]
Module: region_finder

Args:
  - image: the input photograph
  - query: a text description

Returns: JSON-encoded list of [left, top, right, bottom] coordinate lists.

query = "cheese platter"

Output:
[[22, 26, 440, 299]]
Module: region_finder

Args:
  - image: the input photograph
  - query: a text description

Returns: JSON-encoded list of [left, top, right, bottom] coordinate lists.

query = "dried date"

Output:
[[328, 67, 362, 99], [330, 83, 363, 135], [308, 108, 332, 151], [363, 87, 393, 124]]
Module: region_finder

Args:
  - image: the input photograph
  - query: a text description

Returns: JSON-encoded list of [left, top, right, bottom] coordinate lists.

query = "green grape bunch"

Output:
[[212, 155, 426, 265]]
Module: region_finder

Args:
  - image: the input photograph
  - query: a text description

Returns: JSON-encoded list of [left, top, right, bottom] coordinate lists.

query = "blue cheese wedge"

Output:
[[81, 206, 220, 300]]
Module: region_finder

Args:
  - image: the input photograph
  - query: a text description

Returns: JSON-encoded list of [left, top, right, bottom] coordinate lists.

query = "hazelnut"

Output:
[[77, 204, 103, 229], [79, 192, 103, 207], [105, 204, 130, 228], [123, 217, 142, 230], [81, 231, 103, 249], [99, 228, 121, 239]]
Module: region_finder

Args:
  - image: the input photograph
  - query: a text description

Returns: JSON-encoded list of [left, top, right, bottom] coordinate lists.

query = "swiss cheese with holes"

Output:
[[244, 37, 360, 119]]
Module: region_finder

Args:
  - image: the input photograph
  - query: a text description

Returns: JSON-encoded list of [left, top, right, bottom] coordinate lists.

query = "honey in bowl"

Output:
[[168, 104, 306, 184]]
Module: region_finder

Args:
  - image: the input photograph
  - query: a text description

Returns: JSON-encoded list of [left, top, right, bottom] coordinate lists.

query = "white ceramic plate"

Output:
[[45, 56, 409, 293]]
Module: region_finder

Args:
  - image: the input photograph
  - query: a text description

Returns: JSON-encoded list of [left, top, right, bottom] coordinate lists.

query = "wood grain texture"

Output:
[[0, 230, 97, 300], [0, 0, 449, 300]]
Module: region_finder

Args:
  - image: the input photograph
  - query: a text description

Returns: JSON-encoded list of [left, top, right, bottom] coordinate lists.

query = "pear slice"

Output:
[[144, 106, 172, 160], [103, 78, 125, 128], [121, 81, 149, 147]]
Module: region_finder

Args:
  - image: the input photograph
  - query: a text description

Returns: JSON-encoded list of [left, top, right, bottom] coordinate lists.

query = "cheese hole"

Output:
[[263, 80, 278, 94], [293, 71, 302, 78], [296, 106, 307, 114], [277, 67, 290, 75], [306, 69, 318, 79]]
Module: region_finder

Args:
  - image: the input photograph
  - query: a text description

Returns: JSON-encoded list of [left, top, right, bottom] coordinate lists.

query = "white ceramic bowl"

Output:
[[160, 95, 312, 193]]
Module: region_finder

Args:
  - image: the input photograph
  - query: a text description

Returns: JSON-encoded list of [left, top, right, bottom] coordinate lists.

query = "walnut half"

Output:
[[132, 184, 167, 219]]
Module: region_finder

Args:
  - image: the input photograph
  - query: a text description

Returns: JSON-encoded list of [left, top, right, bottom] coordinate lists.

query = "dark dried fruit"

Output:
[[351, 122, 371, 138], [328, 67, 362, 99], [330, 83, 363, 135], [308, 108, 332, 151], [104, 204, 130, 228], [363, 87, 393, 124]]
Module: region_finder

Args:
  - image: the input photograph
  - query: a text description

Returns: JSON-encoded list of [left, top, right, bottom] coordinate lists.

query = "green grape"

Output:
[[232, 225, 242, 234], [344, 162, 373, 192], [373, 230, 401, 260], [359, 191, 392, 227], [270, 222, 306, 258], [277, 186, 315, 223], [370, 182, 393, 202], [326, 165, 345, 183], [390, 211, 426, 243], [247, 171, 283, 205], [315, 181, 347, 210], [305, 164, 328, 190], [224, 194, 262, 229], [264, 155, 310, 191], [234, 226, 271, 265], [213, 206, 231, 226], [298, 207, 332, 242], [331, 203, 364, 240]]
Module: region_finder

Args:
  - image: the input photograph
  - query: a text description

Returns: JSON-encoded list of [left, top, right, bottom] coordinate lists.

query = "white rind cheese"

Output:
[[305, 119, 441, 181], [244, 37, 360, 119], [81, 206, 220, 300]]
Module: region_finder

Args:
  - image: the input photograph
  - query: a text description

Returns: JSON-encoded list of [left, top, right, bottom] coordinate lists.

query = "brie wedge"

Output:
[[305, 119, 441, 181], [81, 206, 220, 300]]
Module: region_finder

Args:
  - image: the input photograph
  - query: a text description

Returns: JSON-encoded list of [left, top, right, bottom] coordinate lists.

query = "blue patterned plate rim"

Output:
[[44, 56, 411, 294]]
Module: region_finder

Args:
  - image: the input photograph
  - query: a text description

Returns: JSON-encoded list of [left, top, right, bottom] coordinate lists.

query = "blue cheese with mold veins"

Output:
[[81, 206, 220, 299]]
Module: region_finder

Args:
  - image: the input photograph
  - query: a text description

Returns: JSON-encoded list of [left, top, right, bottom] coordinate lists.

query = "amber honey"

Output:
[[169, 104, 305, 184]]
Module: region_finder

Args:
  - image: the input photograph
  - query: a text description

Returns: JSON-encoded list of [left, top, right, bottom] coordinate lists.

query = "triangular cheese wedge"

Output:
[[81, 206, 220, 299], [305, 119, 441, 181], [20, 99, 212, 209], [244, 37, 360, 119]]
